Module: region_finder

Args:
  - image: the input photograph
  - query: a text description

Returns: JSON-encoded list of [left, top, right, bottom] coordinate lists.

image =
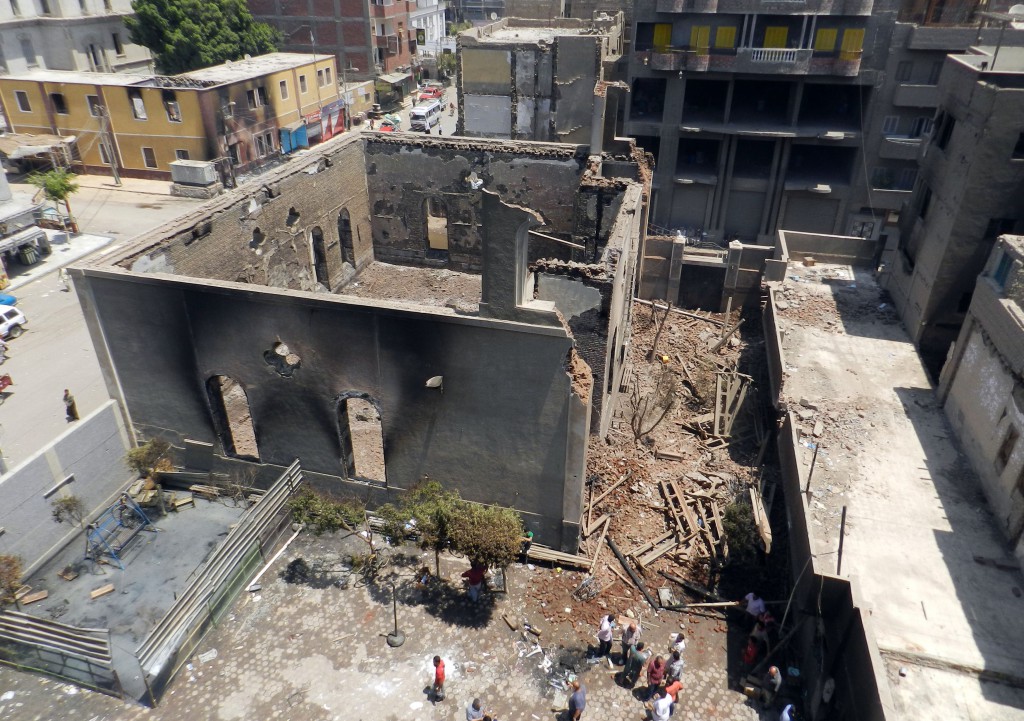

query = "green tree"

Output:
[[289, 488, 365, 536], [449, 502, 523, 591], [28, 168, 78, 229], [125, 437, 172, 477], [126, 0, 281, 74], [378, 480, 462, 576]]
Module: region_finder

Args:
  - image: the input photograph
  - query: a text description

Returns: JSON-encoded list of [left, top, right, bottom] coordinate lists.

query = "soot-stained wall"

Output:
[[76, 269, 589, 551]]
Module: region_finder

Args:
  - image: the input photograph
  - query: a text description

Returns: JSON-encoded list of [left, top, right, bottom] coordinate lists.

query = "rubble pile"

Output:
[[547, 298, 773, 621]]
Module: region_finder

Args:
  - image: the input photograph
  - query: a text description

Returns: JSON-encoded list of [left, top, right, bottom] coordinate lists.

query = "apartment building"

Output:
[[627, 0, 900, 245], [250, 0, 446, 80], [884, 45, 1024, 374], [0, 53, 342, 179], [456, 14, 624, 142], [0, 0, 150, 75], [940, 234, 1024, 566]]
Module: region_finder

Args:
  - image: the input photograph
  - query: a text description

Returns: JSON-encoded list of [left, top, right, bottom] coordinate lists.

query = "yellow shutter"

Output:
[[653, 23, 672, 50], [690, 26, 711, 51], [814, 28, 837, 52], [764, 27, 788, 49], [715, 26, 737, 49], [840, 28, 865, 59]]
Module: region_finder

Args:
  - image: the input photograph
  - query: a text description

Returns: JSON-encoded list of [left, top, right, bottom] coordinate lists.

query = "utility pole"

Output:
[[97, 107, 121, 187]]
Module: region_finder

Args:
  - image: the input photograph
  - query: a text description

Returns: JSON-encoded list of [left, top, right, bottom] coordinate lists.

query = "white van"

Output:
[[410, 101, 442, 132]]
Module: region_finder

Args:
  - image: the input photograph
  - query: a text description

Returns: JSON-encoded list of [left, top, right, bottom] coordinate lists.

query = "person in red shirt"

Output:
[[462, 562, 486, 602], [646, 655, 666, 700], [432, 656, 446, 701]]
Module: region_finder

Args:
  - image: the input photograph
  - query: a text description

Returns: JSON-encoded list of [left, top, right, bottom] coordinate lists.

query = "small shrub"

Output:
[[125, 438, 172, 476], [0, 555, 23, 607], [289, 488, 365, 535], [51, 495, 86, 527], [722, 501, 759, 564]]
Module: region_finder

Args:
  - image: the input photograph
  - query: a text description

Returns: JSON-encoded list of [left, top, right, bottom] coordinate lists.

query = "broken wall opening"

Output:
[[425, 197, 450, 260], [207, 376, 260, 461], [311, 226, 328, 286], [337, 395, 386, 485]]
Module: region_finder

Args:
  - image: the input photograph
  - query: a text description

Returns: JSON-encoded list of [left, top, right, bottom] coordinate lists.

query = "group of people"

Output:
[[591, 614, 689, 719]]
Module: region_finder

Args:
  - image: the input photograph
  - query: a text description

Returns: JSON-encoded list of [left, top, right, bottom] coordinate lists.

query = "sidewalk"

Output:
[[70, 173, 175, 197], [4, 229, 112, 291]]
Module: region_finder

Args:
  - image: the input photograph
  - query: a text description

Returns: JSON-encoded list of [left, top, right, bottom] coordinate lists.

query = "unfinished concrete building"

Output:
[[884, 47, 1024, 375], [940, 234, 1024, 565], [73, 134, 648, 553], [455, 14, 626, 144]]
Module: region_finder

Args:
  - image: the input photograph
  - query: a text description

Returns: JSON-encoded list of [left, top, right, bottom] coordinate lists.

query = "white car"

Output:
[[0, 306, 27, 338]]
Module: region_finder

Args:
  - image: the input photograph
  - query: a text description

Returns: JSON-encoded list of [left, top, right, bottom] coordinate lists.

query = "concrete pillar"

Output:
[[590, 90, 607, 155]]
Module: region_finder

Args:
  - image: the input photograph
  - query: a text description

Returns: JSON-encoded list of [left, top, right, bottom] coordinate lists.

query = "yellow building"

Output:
[[0, 53, 343, 181]]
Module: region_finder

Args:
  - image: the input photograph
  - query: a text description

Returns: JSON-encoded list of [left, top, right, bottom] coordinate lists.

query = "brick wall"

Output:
[[119, 138, 373, 292]]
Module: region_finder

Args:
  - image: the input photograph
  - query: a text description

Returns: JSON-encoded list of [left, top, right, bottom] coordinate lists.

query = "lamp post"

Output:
[[386, 579, 405, 647]]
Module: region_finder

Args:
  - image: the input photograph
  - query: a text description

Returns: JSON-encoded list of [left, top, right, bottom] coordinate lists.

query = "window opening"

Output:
[[425, 197, 448, 259], [338, 209, 352, 265], [162, 89, 181, 122], [311, 226, 328, 286], [337, 396, 385, 484], [14, 90, 31, 112], [142, 147, 157, 168], [128, 88, 147, 119], [50, 93, 68, 114], [997, 426, 1019, 473], [207, 375, 259, 461]]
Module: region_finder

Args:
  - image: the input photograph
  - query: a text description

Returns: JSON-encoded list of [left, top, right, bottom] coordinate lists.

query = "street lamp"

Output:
[[386, 579, 405, 647]]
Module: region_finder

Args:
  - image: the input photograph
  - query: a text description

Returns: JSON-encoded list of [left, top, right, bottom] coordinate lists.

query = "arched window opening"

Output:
[[338, 209, 352, 265], [311, 226, 328, 286], [337, 395, 385, 485], [424, 197, 449, 260], [207, 375, 259, 461]]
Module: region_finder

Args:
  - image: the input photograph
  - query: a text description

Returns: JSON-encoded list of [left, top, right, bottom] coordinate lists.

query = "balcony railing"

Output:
[[656, 0, 872, 13], [636, 45, 860, 76]]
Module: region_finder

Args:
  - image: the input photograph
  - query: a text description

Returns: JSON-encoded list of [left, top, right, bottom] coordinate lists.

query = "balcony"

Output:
[[636, 45, 861, 76], [879, 136, 922, 160], [892, 84, 939, 108], [375, 34, 400, 55], [656, 0, 872, 13], [867, 188, 912, 211]]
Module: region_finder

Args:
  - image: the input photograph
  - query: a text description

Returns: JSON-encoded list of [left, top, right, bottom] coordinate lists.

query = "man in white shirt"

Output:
[[596, 614, 615, 657], [649, 688, 673, 721]]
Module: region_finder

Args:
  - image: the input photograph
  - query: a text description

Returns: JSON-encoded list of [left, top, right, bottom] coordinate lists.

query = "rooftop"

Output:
[[0, 69, 154, 86], [181, 53, 323, 84], [775, 262, 1024, 720], [339, 261, 481, 314], [472, 26, 588, 43]]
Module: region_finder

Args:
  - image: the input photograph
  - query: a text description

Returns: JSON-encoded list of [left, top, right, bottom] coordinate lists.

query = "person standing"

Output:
[[432, 656, 446, 701], [646, 655, 666, 700], [0, 338, 7, 364], [666, 650, 684, 684], [596, 614, 615, 657], [462, 562, 486, 602], [620, 621, 641, 664], [669, 632, 686, 656], [466, 698, 485, 721], [63, 388, 79, 421], [567, 680, 586, 720], [520, 530, 534, 562], [741, 592, 767, 623], [647, 688, 672, 721], [624, 641, 650, 687], [761, 666, 783, 707]]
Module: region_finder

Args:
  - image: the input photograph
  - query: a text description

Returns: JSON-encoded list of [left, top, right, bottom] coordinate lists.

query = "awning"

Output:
[[378, 71, 412, 86], [0, 133, 77, 160], [0, 225, 46, 255], [281, 120, 306, 133]]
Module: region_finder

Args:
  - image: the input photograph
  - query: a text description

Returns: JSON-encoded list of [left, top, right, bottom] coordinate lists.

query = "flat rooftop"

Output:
[[473, 26, 587, 43], [0, 69, 153, 86], [339, 261, 481, 313], [182, 53, 321, 84], [776, 263, 1024, 719]]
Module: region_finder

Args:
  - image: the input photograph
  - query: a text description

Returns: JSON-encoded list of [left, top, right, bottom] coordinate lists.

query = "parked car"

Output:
[[378, 120, 399, 132], [0, 306, 27, 338], [418, 86, 444, 101], [0, 293, 16, 306]]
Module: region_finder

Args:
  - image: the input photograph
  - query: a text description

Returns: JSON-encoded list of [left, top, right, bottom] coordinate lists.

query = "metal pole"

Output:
[[836, 505, 847, 575], [805, 443, 819, 494], [386, 580, 405, 647]]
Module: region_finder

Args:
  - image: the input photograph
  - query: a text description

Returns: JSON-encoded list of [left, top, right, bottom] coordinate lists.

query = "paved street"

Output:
[[0, 532, 766, 721], [0, 179, 202, 470]]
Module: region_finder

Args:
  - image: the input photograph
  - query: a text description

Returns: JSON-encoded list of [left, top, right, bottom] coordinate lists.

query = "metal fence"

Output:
[[133, 460, 304, 705], [0, 610, 122, 698]]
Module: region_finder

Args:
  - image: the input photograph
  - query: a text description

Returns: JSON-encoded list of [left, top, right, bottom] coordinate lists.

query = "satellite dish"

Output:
[[1010, 3, 1024, 14], [490, 12, 498, 19]]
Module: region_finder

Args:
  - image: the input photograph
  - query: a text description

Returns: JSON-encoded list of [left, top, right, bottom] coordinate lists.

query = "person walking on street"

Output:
[[646, 655, 666, 700], [432, 656, 446, 701], [567, 680, 586, 720], [63, 388, 79, 421], [596, 614, 615, 657], [620, 620, 641, 664]]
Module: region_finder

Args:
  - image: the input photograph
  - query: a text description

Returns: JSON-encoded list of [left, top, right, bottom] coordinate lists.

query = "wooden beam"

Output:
[[608, 537, 659, 609], [710, 319, 744, 353], [634, 298, 726, 326], [583, 513, 610, 538], [590, 517, 611, 570], [589, 472, 631, 510], [90, 584, 115, 600]]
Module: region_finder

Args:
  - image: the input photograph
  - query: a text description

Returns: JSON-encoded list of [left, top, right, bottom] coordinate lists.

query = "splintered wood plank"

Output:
[[90, 584, 115, 600], [21, 590, 48, 605]]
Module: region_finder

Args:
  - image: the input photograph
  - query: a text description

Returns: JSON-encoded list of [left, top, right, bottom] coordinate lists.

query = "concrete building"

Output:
[[884, 46, 1024, 374], [859, 5, 1024, 249], [0, 53, 343, 180], [627, 0, 897, 244], [0, 0, 151, 76], [940, 234, 1024, 566], [0, 168, 47, 287], [72, 133, 649, 553], [456, 14, 624, 143], [249, 0, 446, 84]]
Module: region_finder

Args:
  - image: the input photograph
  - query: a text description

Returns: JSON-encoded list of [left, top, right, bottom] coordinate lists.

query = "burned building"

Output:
[[73, 134, 648, 553]]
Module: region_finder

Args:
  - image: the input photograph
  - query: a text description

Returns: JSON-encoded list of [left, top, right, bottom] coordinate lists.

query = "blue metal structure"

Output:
[[85, 494, 155, 569]]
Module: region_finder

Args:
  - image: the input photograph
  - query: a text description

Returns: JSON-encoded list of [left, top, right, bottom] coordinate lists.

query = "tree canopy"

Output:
[[378, 480, 462, 575], [126, 0, 281, 74]]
